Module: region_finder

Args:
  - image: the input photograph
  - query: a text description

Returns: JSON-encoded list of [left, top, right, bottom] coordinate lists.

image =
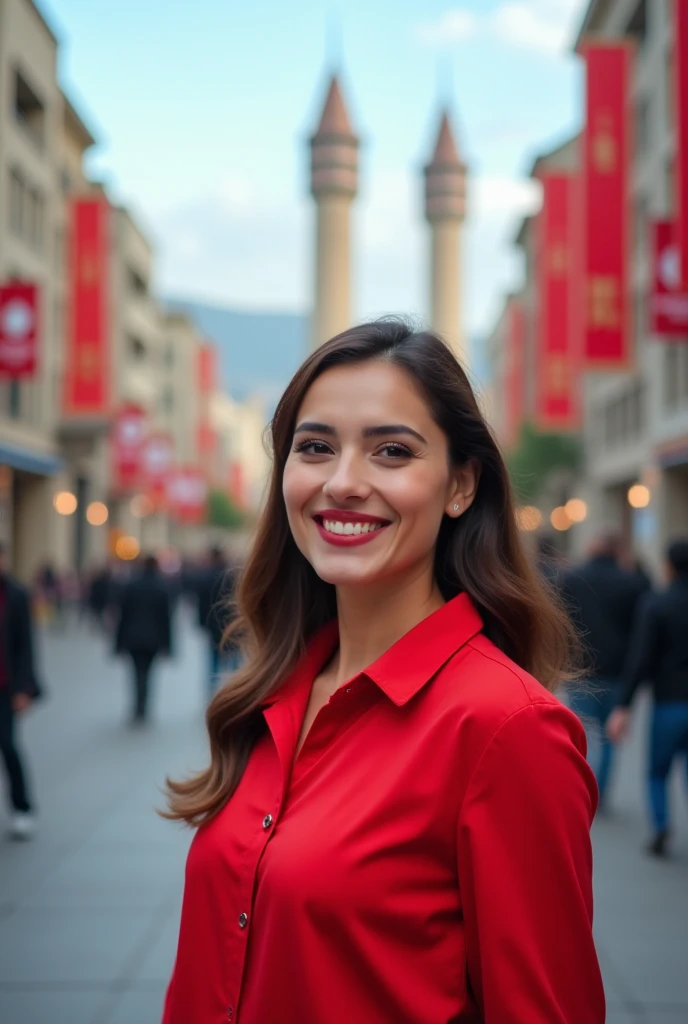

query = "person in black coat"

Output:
[[0, 544, 41, 839], [196, 545, 240, 699], [115, 555, 172, 724], [608, 539, 688, 856], [560, 531, 649, 807]]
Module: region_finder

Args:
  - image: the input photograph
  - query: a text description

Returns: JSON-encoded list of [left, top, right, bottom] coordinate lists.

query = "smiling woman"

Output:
[[161, 318, 604, 1024]]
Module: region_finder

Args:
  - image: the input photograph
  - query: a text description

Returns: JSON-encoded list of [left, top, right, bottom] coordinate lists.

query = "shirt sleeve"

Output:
[[619, 593, 659, 708], [457, 701, 605, 1024]]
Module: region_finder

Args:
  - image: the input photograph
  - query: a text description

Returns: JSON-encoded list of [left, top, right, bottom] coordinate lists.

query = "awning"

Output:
[[0, 441, 64, 476]]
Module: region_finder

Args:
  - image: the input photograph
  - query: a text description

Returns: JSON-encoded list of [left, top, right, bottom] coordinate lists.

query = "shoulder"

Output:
[[432, 633, 584, 768]]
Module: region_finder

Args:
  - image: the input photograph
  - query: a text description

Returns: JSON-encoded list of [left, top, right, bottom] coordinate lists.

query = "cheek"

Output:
[[385, 466, 450, 524], [282, 460, 318, 524]]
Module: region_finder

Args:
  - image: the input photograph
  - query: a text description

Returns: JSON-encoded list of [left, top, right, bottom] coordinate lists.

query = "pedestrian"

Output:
[[0, 543, 40, 839], [87, 563, 112, 631], [114, 554, 172, 725], [196, 545, 240, 699], [560, 531, 648, 810], [161, 320, 604, 1024], [607, 539, 688, 857]]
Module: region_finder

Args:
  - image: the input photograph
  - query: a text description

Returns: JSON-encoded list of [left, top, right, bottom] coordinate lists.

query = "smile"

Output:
[[312, 512, 390, 547]]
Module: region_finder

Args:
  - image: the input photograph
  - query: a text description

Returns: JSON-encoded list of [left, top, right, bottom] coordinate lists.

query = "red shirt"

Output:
[[163, 594, 605, 1023]]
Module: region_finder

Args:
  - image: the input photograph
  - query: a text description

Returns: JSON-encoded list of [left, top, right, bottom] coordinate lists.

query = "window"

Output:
[[129, 336, 146, 360], [9, 167, 24, 236], [664, 345, 680, 409], [626, 0, 647, 42], [8, 381, 21, 419], [165, 343, 175, 368], [162, 388, 174, 414], [27, 187, 44, 251], [60, 168, 71, 194], [13, 69, 45, 148], [128, 266, 148, 295]]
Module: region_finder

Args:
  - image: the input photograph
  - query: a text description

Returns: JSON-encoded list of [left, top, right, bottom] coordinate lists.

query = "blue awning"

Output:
[[0, 441, 64, 476]]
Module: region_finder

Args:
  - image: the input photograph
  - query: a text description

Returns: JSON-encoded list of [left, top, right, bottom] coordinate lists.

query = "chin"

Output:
[[310, 555, 385, 589]]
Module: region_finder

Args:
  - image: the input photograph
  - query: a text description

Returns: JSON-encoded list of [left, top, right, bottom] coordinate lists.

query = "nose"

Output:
[[322, 449, 372, 504]]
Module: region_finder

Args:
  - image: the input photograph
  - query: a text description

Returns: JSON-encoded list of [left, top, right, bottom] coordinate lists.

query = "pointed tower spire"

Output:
[[309, 73, 360, 350], [423, 108, 468, 364]]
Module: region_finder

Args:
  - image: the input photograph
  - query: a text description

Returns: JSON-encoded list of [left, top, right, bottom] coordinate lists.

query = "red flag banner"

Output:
[[166, 466, 208, 524], [581, 41, 633, 368], [0, 282, 39, 378], [111, 403, 147, 493], [535, 174, 578, 430], [141, 432, 175, 505], [676, 0, 688, 287], [64, 198, 110, 414], [650, 221, 688, 337], [505, 298, 526, 447], [197, 344, 216, 394]]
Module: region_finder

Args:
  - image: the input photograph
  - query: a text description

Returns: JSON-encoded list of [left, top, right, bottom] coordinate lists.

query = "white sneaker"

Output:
[[10, 812, 36, 840]]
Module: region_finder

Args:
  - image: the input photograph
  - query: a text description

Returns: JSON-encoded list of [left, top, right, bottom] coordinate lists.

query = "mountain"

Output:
[[165, 298, 309, 406], [166, 297, 489, 409]]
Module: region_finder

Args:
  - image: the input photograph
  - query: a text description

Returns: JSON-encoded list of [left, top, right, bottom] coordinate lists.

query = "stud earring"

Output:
[[453, 503, 460, 512]]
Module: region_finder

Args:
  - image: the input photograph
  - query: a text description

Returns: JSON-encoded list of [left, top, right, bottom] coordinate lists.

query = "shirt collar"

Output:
[[263, 592, 483, 709]]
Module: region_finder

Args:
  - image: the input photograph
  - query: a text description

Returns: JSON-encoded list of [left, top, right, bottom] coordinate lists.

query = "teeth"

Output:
[[322, 520, 383, 535]]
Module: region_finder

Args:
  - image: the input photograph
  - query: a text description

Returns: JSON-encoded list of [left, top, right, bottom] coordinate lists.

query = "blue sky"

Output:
[[40, 0, 587, 339]]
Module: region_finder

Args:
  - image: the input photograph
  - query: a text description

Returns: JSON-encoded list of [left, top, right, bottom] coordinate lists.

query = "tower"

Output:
[[309, 75, 359, 350], [424, 110, 467, 364]]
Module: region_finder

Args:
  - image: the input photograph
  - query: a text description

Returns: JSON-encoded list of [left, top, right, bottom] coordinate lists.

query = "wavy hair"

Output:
[[163, 319, 577, 825]]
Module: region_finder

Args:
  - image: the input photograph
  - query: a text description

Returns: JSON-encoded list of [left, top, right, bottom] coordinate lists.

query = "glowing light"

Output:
[[628, 484, 651, 509], [53, 491, 77, 516], [115, 535, 140, 561], [86, 501, 108, 526], [564, 498, 588, 523], [550, 506, 572, 532], [516, 506, 542, 532], [130, 494, 154, 518]]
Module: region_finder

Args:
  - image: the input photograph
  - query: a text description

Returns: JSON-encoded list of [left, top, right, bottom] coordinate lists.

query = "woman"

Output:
[[162, 320, 605, 1023]]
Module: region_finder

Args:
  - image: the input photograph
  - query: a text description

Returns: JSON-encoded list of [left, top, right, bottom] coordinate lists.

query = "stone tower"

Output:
[[309, 75, 359, 350], [424, 110, 467, 364]]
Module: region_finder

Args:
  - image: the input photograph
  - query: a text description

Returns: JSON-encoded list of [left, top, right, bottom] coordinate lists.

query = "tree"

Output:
[[506, 422, 582, 504], [206, 489, 244, 530]]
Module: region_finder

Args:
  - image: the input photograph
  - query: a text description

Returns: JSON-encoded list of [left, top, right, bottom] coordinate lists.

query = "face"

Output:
[[282, 360, 477, 591]]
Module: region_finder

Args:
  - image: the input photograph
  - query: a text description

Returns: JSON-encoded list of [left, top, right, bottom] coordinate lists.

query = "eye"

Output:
[[293, 438, 333, 456], [375, 442, 414, 459]]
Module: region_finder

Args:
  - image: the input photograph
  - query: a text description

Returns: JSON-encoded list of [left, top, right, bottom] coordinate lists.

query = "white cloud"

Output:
[[414, 9, 478, 46], [471, 174, 542, 218], [415, 1, 586, 55], [489, 0, 586, 56]]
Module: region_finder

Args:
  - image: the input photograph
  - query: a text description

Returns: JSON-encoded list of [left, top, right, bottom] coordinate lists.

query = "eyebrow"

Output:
[[294, 421, 427, 444]]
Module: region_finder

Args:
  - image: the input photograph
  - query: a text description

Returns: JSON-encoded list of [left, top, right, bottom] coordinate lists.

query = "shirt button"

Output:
[[345, 687, 353, 694], [227, 1009, 233, 1020], [238, 912, 248, 929], [262, 814, 273, 829]]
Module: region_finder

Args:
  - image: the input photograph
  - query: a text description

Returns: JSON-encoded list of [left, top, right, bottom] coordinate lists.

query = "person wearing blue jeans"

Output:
[[560, 532, 649, 811], [608, 539, 688, 856], [568, 682, 622, 806]]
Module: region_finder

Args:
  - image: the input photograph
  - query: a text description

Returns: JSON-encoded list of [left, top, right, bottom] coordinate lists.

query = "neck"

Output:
[[330, 565, 444, 687]]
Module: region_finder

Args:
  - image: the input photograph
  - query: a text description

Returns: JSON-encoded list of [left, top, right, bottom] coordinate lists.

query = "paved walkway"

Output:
[[0, 609, 687, 1024]]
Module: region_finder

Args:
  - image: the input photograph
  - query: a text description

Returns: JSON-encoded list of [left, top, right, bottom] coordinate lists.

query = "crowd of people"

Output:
[[539, 531, 688, 858], [0, 544, 240, 839], [0, 529, 686, 856]]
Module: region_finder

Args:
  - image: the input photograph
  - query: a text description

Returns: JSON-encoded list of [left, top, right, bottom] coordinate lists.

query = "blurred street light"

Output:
[[53, 491, 77, 515], [550, 506, 572, 531], [115, 535, 140, 560], [516, 505, 542, 531], [564, 498, 588, 523], [86, 501, 108, 526], [628, 483, 651, 509]]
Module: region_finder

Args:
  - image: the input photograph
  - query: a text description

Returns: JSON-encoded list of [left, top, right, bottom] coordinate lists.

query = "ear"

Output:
[[445, 459, 480, 518]]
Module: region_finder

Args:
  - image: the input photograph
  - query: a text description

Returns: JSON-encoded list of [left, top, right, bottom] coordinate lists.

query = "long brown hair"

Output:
[[164, 319, 577, 826]]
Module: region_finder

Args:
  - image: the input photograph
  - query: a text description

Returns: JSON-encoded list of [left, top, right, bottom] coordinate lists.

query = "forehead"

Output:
[[296, 360, 434, 426]]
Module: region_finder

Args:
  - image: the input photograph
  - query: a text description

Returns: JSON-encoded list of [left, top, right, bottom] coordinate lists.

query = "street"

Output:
[[0, 608, 687, 1024]]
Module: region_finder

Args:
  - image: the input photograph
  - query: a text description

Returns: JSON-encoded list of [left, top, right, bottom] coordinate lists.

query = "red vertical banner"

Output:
[[0, 282, 39, 377], [505, 298, 526, 447], [650, 220, 688, 336], [581, 41, 633, 368], [196, 343, 217, 472], [111, 403, 147, 492], [166, 466, 208, 524], [64, 198, 110, 414], [535, 174, 578, 430], [676, 0, 688, 286], [142, 432, 175, 506]]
